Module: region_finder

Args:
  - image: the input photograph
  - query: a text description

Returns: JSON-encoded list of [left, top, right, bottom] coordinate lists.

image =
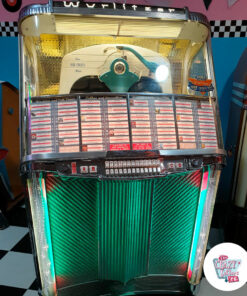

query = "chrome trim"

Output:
[[189, 12, 210, 29], [52, 6, 187, 21], [18, 35, 24, 160], [206, 38, 224, 149], [22, 149, 226, 163], [30, 92, 213, 101], [19, 4, 53, 23], [18, 2, 210, 29]]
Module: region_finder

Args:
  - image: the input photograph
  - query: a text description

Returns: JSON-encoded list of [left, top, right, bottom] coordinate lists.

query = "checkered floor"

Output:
[[0, 205, 246, 296], [0, 206, 38, 296]]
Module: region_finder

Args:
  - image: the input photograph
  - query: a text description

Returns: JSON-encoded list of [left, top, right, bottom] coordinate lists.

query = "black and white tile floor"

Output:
[[0, 205, 246, 296], [0, 206, 38, 296]]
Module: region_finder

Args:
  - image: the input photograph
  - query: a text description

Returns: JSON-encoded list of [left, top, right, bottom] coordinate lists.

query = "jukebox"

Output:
[[19, 2, 225, 296]]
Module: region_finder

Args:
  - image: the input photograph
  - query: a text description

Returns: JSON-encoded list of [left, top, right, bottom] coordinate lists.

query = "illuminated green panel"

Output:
[[99, 179, 153, 283], [45, 176, 99, 288], [149, 170, 201, 275], [45, 170, 201, 291]]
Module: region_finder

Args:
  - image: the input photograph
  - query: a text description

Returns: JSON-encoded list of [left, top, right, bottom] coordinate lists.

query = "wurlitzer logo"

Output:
[[213, 255, 241, 283], [59, 1, 178, 13]]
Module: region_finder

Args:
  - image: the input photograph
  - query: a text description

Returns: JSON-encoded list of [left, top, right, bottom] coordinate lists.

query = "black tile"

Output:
[[11, 233, 32, 254], [29, 278, 39, 290], [0, 285, 26, 296], [6, 207, 28, 227], [0, 250, 8, 260]]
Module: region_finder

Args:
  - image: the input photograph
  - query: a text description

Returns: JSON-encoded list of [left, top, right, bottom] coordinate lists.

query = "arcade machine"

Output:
[[19, 2, 225, 296], [223, 48, 247, 249]]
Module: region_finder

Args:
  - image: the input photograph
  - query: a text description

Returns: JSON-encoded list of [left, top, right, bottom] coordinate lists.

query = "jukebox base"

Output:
[[56, 276, 192, 296]]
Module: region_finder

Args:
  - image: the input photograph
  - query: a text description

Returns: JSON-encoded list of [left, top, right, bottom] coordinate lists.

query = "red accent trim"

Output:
[[110, 144, 130, 151], [133, 143, 152, 150], [188, 268, 192, 280], [71, 162, 77, 174], [202, 171, 209, 191]]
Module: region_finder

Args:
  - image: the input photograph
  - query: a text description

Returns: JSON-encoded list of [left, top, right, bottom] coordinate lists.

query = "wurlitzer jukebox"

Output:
[[19, 2, 225, 296]]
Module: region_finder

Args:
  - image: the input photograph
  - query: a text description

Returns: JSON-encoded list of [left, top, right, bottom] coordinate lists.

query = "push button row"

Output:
[[105, 159, 161, 169], [106, 167, 161, 176]]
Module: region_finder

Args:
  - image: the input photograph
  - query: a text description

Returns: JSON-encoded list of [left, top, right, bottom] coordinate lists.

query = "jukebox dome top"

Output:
[[19, 4, 210, 97], [19, 1, 225, 160]]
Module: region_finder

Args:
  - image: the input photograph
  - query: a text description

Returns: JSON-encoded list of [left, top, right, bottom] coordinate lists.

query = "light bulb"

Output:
[[155, 64, 169, 82]]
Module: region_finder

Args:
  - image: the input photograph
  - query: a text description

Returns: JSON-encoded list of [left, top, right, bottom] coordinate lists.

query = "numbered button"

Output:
[[80, 166, 88, 174], [168, 162, 175, 169], [176, 162, 183, 169], [89, 166, 97, 173]]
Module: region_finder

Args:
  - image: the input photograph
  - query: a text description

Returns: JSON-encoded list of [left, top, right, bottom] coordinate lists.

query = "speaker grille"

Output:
[[149, 170, 201, 274], [45, 170, 202, 290], [46, 176, 99, 287], [99, 179, 153, 283]]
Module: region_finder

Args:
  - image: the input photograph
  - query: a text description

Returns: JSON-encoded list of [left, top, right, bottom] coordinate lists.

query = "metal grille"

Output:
[[99, 179, 153, 283], [45, 175, 99, 288], [149, 170, 201, 275], [45, 170, 202, 290]]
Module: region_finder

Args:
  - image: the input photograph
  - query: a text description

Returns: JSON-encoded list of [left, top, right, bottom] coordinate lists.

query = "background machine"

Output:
[[222, 48, 247, 249], [19, 2, 225, 296]]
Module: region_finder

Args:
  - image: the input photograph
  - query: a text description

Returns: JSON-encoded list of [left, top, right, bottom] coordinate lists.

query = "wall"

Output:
[[0, 0, 247, 141], [0, 38, 19, 88]]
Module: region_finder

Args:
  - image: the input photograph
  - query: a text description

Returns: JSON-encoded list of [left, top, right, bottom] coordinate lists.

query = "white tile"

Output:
[[236, 20, 242, 26], [0, 251, 36, 289], [198, 278, 247, 296], [23, 290, 39, 296], [0, 226, 29, 250]]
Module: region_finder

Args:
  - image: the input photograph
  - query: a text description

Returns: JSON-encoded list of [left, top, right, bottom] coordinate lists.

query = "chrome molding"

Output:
[[22, 149, 226, 163], [19, 1, 210, 29]]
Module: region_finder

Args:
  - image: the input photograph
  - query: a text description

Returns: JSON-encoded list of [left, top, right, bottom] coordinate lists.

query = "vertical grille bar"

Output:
[[99, 179, 153, 283]]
